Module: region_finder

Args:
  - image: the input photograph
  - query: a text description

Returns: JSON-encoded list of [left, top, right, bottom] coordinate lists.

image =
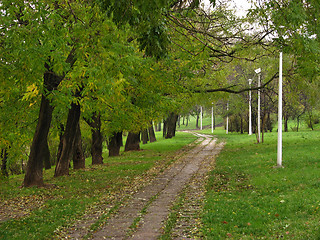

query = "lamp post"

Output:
[[248, 79, 252, 135], [200, 106, 203, 130], [277, 52, 283, 167], [226, 102, 229, 134], [255, 68, 261, 143], [211, 103, 214, 133]]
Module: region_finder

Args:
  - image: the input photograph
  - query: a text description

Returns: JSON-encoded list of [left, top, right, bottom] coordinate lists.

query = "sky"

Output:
[[203, 0, 252, 17]]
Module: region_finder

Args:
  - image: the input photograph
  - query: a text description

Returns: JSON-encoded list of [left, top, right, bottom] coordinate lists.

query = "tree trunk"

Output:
[[196, 114, 199, 129], [284, 115, 288, 132], [163, 119, 167, 138], [165, 112, 179, 139], [85, 112, 104, 165], [23, 95, 54, 187], [56, 124, 64, 164], [73, 122, 85, 169], [90, 113, 103, 165], [158, 122, 161, 132], [125, 132, 140, 151], [148, 122, 156, 143], [1, 149, 9, 178], [23, 50, 76, 187], [141, 129, 149, 144], [297, 115, 300, 132], [108, 132, 123, 157], [54, 101, 81, 177]]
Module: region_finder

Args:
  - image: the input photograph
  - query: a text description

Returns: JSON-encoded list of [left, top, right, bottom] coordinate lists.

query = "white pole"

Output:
[[226, 102, 229, 134], [277, 52, 283, 167], [257, 72, 261, 143], [211, 105, 214, 133], [200, 106, 203, 130], [248, 79, 252, 135]]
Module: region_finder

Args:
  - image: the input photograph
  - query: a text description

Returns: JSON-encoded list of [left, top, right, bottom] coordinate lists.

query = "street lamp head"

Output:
[[255, 68, 261, 74], [248, 79, 252, 84]]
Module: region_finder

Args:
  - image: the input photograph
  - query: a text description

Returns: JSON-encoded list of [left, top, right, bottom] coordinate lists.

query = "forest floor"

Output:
[[60, 131, 224, 240]]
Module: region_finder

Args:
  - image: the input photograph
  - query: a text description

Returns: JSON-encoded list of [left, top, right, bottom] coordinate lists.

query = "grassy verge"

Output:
[[201, 128, 320, 239], [0, 131, 197, 240]]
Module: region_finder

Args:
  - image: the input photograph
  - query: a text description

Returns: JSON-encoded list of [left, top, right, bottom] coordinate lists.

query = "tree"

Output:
[[107, 132, 123, 157]]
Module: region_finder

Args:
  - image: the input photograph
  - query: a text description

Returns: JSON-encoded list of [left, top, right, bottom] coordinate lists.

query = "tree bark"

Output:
[[23, 94, 54, 187], [108, 132, 123, 157], [284, 114, 288, 132], [73, 122, 85, 169], [141, 129, 149, 144], [125, 132, 140, 151], [54, 101, 81, 177], [90, 113, 104, 165], [163, 119, 167, 138], [56, 124, 64, 164], [148, 121, 156, 143], [196, 114, 199, 129], [165, 112, 179, 139], [1, 149, 9, 178]]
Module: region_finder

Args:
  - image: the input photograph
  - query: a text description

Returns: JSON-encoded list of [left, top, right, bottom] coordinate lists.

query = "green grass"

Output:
[[0, 131, 197, 240], [201, 127, 320, 239]]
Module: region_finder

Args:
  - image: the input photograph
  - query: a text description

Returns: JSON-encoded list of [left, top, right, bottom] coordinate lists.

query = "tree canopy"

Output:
[[1, 0, 319, 185]]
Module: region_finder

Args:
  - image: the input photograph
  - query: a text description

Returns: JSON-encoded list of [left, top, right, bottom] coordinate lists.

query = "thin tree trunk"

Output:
[[141, 129, 149, 144], [108, 132, 123, 157], [125, 132, 140, 151], [1, 149, 9, 178], [163, 120, 167, 138], [54, 101, 81, 177], [284, 115, 288, 132], [261, 112, 268, 143], [196, 114, 199, 129], [90, 113, 103, 165], [148, 121, 156, 143], [73, 122, 85, 169], [85, 113, 104, 165], [56, 124, 64, 164]]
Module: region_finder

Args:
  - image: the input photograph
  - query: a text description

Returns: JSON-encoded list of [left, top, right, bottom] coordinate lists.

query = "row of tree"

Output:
[[1, 0, 319, 186]]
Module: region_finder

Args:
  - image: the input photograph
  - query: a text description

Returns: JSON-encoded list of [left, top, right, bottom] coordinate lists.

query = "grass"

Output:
[[201, 127, 320, 239], [0, 131, 197, 240]]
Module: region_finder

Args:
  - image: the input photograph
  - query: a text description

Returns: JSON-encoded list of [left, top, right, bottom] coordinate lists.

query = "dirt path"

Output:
[[62, 132, 224, 239]]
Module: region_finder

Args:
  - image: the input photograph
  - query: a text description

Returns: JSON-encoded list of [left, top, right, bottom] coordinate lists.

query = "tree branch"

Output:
[[193, 72, 279, 94]]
